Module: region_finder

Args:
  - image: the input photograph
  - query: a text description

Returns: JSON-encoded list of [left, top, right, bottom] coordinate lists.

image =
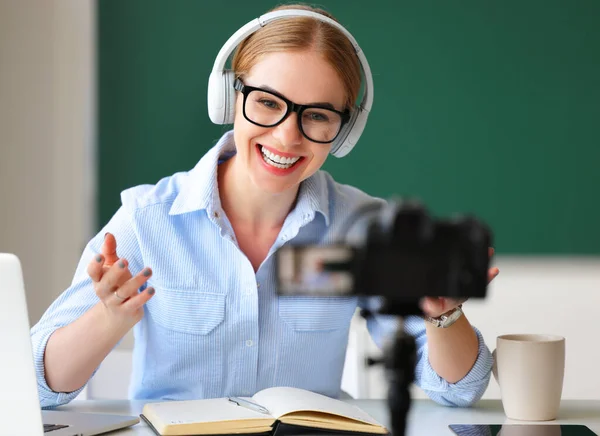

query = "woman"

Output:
[[31, 3, 499, 409]]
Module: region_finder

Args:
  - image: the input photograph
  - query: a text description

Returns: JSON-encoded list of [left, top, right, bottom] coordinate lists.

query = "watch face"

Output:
[[441, 307, 462, 327], [424, 306, 463, 327]]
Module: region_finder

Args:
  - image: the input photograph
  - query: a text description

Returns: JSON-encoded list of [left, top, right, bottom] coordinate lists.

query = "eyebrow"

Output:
[[260, 84, 338, 110]]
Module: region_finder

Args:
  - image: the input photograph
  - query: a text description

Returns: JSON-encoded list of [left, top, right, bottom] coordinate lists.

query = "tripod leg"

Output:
[[384, 319, 416, 436]]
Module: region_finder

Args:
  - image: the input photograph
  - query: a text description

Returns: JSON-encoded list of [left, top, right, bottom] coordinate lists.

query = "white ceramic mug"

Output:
[[493, 334, 566, 421]]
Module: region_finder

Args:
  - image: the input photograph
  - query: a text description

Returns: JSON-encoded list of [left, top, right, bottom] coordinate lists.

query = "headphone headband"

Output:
[[207, 9, 374, 157]]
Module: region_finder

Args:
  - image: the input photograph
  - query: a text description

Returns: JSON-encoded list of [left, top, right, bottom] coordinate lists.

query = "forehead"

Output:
[[243, 50, 346, 108]]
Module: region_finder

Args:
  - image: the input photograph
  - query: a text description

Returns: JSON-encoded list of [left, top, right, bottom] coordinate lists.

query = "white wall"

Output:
[[1, 0, 597, 403], [0, 0, 95, 324]]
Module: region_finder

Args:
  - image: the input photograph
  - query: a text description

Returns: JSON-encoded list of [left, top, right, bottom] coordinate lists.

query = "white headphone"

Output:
[[207, 9, 374, 158]]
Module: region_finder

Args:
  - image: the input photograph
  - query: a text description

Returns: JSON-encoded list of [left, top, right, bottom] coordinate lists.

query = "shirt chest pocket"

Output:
[[148, 287, 226, 335], [278, 296, 357, 332]]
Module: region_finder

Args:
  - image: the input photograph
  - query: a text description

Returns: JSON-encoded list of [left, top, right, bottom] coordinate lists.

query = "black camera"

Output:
[[275, 199, 492, 316]]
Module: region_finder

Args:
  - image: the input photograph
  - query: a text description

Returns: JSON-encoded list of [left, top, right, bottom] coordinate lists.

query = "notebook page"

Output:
[[145, 397, 274, 424], [252, 387, 382, 426]]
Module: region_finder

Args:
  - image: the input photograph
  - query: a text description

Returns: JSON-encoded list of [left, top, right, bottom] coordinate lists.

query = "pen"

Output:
[[228, 397, 270, 414]]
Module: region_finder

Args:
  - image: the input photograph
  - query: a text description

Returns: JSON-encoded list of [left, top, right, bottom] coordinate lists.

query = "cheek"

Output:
[[233, 100, 261, 153], [314, 145, 331, 163], [233, 96, 245, 134], [234, 94, 244, 120], [306, 146, 331, 172]]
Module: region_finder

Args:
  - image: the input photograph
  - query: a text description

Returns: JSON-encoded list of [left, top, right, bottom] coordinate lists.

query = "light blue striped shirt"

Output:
[[31, 130, 493, 409]]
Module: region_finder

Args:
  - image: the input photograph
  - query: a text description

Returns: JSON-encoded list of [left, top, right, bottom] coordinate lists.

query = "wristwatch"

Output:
[[423, 304, 464, 328]]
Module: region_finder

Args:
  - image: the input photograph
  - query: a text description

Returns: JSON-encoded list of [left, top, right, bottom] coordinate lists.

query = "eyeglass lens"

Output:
[[244, 89, 343, 143]]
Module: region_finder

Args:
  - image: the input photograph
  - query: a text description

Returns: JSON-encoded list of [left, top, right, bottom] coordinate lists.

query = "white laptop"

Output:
[[0, 253, 140, 435]]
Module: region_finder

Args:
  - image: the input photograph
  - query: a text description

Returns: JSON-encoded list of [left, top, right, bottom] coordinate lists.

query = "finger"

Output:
[[420, 297, 447, 317], [121, 286, 155, 312], [488, 267, 500, 283], [113, 267, 153, 300], [87, 253, 105, 283], [102, 233, 119, 267], [95, 258, 132, 301], [489, 247, 495, 257]]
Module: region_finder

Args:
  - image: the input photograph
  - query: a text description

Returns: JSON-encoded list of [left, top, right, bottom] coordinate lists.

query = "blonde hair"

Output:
[[231, 3, 361, 110]]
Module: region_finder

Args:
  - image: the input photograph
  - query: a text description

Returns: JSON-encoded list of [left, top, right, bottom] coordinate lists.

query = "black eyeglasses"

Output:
[[234, 78, 350, 144]]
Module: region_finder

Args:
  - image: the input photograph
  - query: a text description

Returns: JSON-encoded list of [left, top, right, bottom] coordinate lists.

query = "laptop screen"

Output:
[[0, 253, 45, 435]]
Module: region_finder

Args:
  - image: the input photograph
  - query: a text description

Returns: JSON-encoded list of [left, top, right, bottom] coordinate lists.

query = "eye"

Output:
[[257, 98, 281, 110], [304, 110, 330, 122]]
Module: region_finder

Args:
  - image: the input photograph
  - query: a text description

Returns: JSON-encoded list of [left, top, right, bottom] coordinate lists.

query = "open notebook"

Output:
[[140, 387, 389, 436]]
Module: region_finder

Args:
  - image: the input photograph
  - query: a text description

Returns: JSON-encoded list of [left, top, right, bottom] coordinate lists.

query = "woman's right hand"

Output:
[[86, 232, 155, 326]]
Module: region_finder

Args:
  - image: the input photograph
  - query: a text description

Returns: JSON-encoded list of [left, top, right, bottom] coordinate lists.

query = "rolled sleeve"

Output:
[[31, 327, 86, 408], [406, 317, 493, 407]]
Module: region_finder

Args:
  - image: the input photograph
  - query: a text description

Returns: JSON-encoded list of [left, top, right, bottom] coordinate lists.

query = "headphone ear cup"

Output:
[[330, 108, 368, 158], [329, 110, 356, 157], [222, 70, 236, 125], [207, 70, 236, 125]]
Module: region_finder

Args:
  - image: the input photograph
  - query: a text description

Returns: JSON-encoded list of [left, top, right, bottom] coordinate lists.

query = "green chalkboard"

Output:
[[97, 0, 600, 254]]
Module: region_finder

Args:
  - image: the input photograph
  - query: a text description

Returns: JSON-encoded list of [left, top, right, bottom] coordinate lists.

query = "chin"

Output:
[[250, 174, 299, 196]]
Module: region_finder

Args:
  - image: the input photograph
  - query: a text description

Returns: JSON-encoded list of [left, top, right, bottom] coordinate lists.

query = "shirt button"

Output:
[[245, 340, 254, 347], [213, 211, 220, 218], [256, 282, 261, 288]]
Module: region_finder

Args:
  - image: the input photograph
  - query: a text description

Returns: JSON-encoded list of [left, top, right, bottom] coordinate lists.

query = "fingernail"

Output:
[[104, 232, 109, 240], [118, 260, 126, 268], [143, 268, 152, 277], [95, 255, 102, 262], [147, 287, 155, 295]]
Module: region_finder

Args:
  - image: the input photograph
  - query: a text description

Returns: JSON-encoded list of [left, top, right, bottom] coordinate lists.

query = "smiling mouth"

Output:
[[258, 144, 303, 169]]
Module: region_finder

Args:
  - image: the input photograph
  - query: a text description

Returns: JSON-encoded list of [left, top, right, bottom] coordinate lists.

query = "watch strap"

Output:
[[423, 304, 464, 328]]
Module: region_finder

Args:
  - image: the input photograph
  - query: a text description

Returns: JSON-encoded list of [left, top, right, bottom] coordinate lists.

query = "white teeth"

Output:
[[260, 145, 300, 169]]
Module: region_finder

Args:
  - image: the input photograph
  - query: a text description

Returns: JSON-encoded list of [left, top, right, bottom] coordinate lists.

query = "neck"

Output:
[[218, 156, 298, 231]]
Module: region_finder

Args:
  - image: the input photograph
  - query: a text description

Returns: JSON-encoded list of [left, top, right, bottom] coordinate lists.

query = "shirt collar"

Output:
[[168, 130, 235, 216], [169, 130, 330, 226]]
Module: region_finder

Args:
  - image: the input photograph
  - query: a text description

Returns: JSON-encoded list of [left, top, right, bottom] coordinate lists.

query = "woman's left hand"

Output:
[[420, 248, 500, 318]]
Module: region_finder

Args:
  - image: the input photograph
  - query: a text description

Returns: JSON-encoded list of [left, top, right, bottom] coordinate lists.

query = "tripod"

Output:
[[362, 310, 417, 436]]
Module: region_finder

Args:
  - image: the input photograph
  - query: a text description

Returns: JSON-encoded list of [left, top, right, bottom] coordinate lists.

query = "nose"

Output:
[[272, 112, 303, 148]]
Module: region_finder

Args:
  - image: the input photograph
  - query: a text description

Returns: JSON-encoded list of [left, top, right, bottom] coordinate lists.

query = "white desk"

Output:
[[55, 399, 600, 435]]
